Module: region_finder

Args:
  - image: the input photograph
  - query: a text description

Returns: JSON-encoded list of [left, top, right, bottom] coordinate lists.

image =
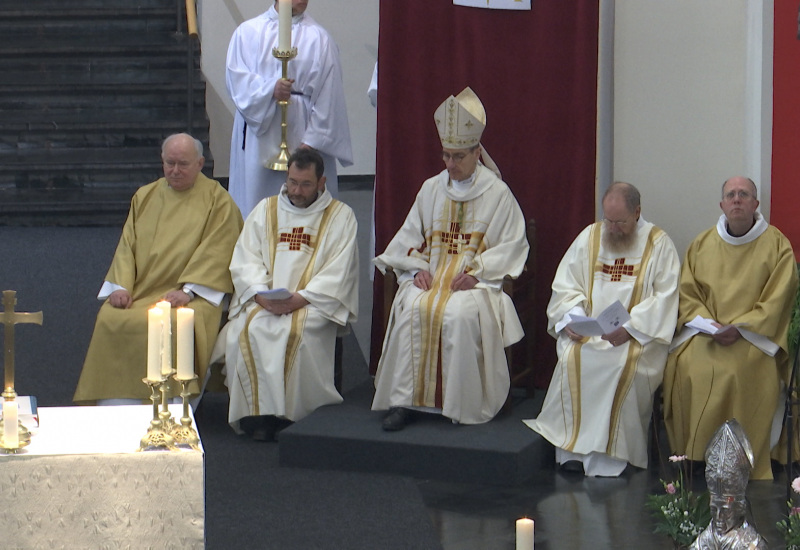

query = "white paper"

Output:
[[669, 315, 778, 356], [567, 300, 631, 337], [257, 288, 292, 300]]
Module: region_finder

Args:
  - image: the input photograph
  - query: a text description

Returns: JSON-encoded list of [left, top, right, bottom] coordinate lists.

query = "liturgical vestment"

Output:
[[372, 166, 529, 424], [74, 175, 243, 403], [525, 219, 680, 472], [226, 6, 352, 216], [215, 188, 358, 429], [664, 214, 797, 480]]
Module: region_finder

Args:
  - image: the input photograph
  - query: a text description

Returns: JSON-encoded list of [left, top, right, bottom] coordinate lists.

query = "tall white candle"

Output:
[[147, 307, 163, 381], [3, 401, 18, 448], [516, 518, 534, 550], [156, 300, 172, 376], [278, 0, 292, 50], [176, 307, 195, 380]]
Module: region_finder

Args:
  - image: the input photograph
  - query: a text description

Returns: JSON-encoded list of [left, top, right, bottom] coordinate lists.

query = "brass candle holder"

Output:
[[266, 46, 298, 171], [170, 374, 200, 450], [139, 378, 176, 452]]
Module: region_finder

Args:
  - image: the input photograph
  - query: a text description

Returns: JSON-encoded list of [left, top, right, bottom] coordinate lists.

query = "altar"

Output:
[[0, 404, 204, 549]]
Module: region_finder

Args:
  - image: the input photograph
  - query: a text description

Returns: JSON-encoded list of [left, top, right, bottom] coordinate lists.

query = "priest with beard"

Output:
[[525, 182, 680, 477]]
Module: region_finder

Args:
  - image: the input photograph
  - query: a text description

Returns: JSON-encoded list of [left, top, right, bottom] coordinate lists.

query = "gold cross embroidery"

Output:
[[279, 227, 312, 251], [440, 222, 472, 255], [601, 258, 635, 282]]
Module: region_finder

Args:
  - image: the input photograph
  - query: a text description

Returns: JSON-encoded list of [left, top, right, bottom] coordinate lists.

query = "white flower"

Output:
[[669, 455, 688, 462], [792, 476, 800, 495]]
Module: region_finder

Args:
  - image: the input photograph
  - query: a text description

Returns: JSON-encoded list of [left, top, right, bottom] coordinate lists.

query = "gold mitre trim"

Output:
[[434, 86, 486, 149]]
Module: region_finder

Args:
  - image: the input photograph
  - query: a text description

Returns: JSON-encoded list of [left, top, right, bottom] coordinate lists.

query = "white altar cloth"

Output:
[[0, 405, 204, 549]]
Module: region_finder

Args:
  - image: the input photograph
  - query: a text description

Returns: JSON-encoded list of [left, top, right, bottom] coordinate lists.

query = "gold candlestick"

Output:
[[266, 46, 298, 171], [170, 375, 200, 450], [0, 290, 41, 451], [139, 378, 176, 451]]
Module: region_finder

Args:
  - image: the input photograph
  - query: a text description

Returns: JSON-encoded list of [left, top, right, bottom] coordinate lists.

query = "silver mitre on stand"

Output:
[[690, 419, 766, 549]]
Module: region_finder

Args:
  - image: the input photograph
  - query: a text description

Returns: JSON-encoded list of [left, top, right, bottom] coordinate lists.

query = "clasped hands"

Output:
[[709, 322, 741, 346], [107, 289, 192, 309], [413, 271, 478, 291], [255, 292, 309, 316]]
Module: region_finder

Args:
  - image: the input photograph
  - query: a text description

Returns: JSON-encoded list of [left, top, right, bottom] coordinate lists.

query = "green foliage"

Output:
[[778, 477, 800, 550], [646, 459, 710, 548], [789, 264, 800, 365]]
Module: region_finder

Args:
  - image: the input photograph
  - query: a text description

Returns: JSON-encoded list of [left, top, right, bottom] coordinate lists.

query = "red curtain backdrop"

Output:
[[370, 0, 599, 388], [772, 0, 800, 257]]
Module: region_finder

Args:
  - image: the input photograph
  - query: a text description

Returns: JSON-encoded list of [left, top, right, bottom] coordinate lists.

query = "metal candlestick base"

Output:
[[266, 47, 298, 171], [170, 375, 200, 450], [139, 378, 176, 452]]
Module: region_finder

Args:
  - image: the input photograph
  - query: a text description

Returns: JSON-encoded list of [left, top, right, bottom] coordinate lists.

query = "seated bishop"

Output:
[[371, 87, 529, 431], [212, 148, 359, 441]]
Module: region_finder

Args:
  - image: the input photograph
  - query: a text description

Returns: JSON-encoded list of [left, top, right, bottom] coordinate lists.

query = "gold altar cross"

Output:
[[1, 290, 43, 397], [601, 258, 635, 282]]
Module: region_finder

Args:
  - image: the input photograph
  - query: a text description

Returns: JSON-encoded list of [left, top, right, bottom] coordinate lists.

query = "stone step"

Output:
[[0, 9, 175, 37], [0, 85, 206, 112], [0, 0, 173, 11], [0, 33, 189, 57]]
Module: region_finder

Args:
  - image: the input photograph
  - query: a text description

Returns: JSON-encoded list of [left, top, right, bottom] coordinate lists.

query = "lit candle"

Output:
[[278, 0, 292, 51], [3, 401, 18, 448], [156, 300, 172, 376], [147, 307, 163, 382], [176, 308, 195, 380], [516, 518, 534, 550]]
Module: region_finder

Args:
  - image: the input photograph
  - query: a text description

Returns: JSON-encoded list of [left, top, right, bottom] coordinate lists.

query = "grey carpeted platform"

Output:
[[279, 382, 551, 486]]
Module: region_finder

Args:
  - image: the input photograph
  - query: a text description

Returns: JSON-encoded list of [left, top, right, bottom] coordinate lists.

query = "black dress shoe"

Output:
[[560, 460, 584, 474], [245, 415, 278, 442], [382, 407, 411, 431]]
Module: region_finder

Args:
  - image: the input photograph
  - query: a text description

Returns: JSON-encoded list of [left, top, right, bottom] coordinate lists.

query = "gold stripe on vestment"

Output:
[[413, 198, 485, 407], [284, 200, 342, 385], [606, 226, 658, 455], [239, 305, 264, 415], [564, 342, 582, 450]]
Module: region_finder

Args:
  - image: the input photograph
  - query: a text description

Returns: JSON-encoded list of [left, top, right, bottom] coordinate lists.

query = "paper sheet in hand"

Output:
[[678, 315, 778, 356], [567, 300, 631, 336], [257, 288, 292, 300]]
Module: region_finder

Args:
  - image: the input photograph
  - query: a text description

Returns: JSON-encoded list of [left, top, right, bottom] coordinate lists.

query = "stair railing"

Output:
[[178, 0, 200, 134]]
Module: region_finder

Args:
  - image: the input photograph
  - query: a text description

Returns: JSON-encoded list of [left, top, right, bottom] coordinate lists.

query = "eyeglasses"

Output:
[[723, 190, 755, 201], [442, 152, 469, 163], [603, 218, 631, 227]]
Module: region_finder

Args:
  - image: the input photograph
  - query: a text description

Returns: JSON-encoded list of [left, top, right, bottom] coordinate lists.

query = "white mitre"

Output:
[[434, 87, 486, 149], [434, 87, 501, 178]]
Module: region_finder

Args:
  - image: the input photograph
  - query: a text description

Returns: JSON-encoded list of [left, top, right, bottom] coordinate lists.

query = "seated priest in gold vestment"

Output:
[[74, 133, 244, 405], [371, 87, 529, 431], [664, 176, 798, 480], [211, 148, 359, 442]]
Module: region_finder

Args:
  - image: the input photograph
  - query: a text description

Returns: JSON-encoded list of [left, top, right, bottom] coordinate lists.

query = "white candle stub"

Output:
[[147, 307, 163, 382], [516, 517, 534, 550], [176, 307, 195, 380], [3, 401, 19, 448]]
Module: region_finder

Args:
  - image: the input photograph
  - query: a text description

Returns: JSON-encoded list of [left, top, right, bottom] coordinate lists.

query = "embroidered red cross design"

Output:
[[440, 222, 471, 255], [602, 258, 635, 281], [279, 227, 311, 251]]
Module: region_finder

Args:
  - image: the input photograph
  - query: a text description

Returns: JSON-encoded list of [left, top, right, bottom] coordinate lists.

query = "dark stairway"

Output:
[[0, 0, 211, 225]]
